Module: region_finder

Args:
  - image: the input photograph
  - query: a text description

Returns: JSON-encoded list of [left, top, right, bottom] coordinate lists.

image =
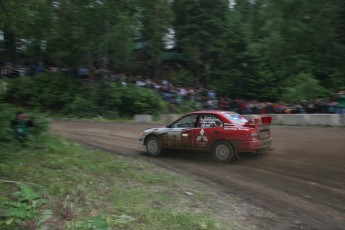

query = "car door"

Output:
[[167, 114, 199, 149], [192, 114, 224, 150]]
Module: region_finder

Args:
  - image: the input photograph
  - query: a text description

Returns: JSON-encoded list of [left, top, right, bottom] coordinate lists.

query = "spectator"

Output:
[[335, 91, 345, 114], [10, 112, 34, 141]]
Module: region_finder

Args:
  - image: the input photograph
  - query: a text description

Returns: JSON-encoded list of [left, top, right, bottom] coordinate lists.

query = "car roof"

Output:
[[187, 110, 237, 115]]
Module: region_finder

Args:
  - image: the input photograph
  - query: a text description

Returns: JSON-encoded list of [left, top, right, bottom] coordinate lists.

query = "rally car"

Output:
[[139, 110, 273, 163]]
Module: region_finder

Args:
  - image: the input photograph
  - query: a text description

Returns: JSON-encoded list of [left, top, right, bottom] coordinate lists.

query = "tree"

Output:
[[0, 80, 7, 98], [211, 0, 261, 98], [138, 0, 173, 79], [245, 0, 345, 96], [0, 0, 41, 62], [45, 0, 137, 70], [281, 72, 328, 103], [173, 0, 229, 86]]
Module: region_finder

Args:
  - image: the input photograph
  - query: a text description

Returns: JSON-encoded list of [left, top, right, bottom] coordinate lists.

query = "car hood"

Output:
[[142, 127, 171, 135]]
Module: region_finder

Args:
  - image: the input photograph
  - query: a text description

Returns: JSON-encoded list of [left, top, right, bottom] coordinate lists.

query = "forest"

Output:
[[1, 0, 345, 102]]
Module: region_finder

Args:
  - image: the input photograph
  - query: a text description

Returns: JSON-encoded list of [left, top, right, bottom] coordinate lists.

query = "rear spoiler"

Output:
[[261, 116, 272, 124], [244, 116, 272, 127]]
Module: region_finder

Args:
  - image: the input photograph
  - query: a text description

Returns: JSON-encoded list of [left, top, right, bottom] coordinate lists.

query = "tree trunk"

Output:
[[3, 29, 16, 64]]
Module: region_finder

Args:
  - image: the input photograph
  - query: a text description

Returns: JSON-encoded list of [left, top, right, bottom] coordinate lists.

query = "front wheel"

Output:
[[212, 141, 235, 163], [146, 136, 163, 157]]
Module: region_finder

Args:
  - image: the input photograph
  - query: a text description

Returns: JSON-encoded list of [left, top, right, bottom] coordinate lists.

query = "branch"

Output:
[[0, 179, 21, 184]]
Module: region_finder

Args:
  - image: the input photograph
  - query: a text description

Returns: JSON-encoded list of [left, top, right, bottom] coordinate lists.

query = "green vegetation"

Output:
[[281, 72, 328, 103], [0, 103, 50, 142], [0, 136, 250, 230], [0, 104, 250, 229], [3, 73, 167, 118], [1, 0, 345, 101]]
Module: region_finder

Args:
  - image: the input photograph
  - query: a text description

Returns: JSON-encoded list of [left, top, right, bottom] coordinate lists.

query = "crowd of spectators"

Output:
[[129, 75, 343, 115], [0, 61, 44, 77], [1, 61, 344, 115]]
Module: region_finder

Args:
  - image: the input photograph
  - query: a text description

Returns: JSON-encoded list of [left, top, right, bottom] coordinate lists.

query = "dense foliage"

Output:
[[1, 0, 345, 102], [0, 103, 50, 143], [3, 73, 166, 117]]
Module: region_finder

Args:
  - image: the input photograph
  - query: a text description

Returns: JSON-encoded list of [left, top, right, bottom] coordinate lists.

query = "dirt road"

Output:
[[51, 121, 345, 230]]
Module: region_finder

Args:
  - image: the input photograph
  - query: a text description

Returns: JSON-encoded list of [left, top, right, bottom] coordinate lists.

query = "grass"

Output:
[[0, 135, 253, 230]]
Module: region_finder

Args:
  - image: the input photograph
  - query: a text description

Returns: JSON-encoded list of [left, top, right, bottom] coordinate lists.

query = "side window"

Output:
[[198, 114, 223, 128], [172, 114, 198, 128]]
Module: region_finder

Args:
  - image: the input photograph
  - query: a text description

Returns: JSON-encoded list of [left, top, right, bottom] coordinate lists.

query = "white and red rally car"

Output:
[[139, 110, 273, 163]]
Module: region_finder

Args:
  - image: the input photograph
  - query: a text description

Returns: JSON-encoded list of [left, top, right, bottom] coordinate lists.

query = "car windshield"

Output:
[[224, 113, 248, 125]]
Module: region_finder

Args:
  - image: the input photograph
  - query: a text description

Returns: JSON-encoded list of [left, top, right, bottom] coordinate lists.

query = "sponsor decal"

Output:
[[196, 129, 208, 147], [196, 129, 208, 142], [224, 127, 250, 131], [225, 127, 238, 130], [199, 115, 222, 127]]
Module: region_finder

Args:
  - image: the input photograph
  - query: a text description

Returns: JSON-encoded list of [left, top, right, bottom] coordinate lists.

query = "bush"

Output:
[[282, 72, 329, 103], [0, 103, 17, 142], [4, 73, 81, 112], [4, 74, 167, 118], [0, 80, 8, 96], [64, 96, 100, 118], [118, 85, 165, 115], [0, 103, 50, 143], [89, 82, 166, 116]]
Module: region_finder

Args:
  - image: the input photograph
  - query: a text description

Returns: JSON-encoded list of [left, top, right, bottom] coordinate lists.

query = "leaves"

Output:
[[18, 184, 40, 202], [282, 72, 328, 103], [3, 203, 28, 219], [1, 183, 51, 229], [2, 0, 345, 100], [173, 0, 229, 84]]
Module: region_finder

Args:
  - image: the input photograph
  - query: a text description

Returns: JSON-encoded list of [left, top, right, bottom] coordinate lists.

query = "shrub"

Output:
[[0, 103, 50, 143], [64, 96, 100, 118], [282, 72, 329, 103], [1, 183, 52, 229], [4, 74, 167, 117], [118, 85, 165, 115], [0, 80, 8, 96], [4, 73, 81, 112], [0, 103, 17, 142]]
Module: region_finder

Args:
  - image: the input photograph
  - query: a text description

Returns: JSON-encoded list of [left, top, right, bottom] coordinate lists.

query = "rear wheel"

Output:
[[212, 141, 235, 163], [146, 136, 163, 157]]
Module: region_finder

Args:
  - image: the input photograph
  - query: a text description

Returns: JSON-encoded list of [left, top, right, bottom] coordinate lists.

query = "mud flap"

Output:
[[235, 150, 240, 159]]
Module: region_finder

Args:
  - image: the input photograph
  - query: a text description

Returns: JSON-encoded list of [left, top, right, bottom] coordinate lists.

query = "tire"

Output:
[[145, 136, 163, 157], [212, 141, 235, 163]]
